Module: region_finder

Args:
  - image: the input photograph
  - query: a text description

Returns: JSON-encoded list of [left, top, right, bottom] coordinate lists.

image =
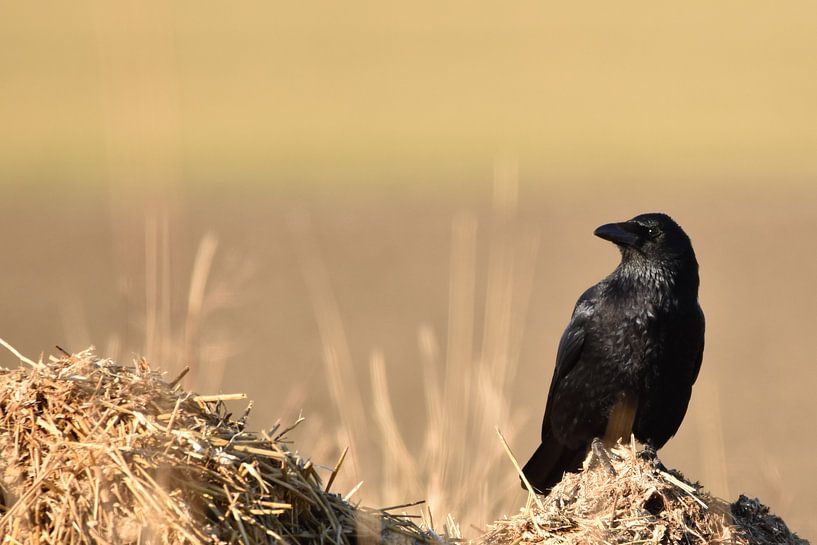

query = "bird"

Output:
[[521, 212, 705, 493]]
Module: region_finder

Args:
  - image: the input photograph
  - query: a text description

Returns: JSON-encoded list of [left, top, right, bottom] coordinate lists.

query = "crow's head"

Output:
[[593, 213, 695, 267]]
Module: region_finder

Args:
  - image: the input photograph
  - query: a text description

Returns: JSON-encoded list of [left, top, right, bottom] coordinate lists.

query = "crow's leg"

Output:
[[588, 437, 616, 476], [637, 442, 669, 473], [637, 442, 657, 461]]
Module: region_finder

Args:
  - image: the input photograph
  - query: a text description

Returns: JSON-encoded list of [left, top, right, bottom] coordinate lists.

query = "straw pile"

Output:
[[480, 440, 808, 545], [0, 348, 440, 545], [0, 344, 807, 545]]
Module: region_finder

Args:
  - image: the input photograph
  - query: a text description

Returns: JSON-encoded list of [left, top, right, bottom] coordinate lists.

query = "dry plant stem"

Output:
[[325, 446, 349, 493], [0, 337, 40, 367], [184, 232, 219, 373], [193, 393, 247, 402], [287, 211, 369, 481], [495, 427, 544, 511]]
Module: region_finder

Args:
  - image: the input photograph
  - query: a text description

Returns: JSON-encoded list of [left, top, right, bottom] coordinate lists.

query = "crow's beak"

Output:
[[593, 222, 642, 248]]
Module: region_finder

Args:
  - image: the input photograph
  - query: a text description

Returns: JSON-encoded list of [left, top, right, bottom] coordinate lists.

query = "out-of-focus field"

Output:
[[2, 0, 817, 540], [2, 182, 817, 539], [3, 2, 817, 188]]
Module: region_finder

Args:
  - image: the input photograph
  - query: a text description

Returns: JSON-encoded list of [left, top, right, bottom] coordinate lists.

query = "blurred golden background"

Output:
[[2, 1, 816, 539]]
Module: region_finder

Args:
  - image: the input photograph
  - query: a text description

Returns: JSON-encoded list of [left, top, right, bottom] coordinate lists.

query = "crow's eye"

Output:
[[647, 227, 659, 237]]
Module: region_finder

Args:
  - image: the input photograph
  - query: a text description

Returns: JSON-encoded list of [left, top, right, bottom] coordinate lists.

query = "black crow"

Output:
[[522, 213, 705, 493]]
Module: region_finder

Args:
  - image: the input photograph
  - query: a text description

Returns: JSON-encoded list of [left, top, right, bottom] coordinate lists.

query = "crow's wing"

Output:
[[541, 284, 599, 432], [522, 284, 600, 492]]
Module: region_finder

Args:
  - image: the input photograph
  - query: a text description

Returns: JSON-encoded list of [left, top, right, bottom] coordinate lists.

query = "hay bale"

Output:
[[479, 441, 808, 545], [0, 349, 439, 545]]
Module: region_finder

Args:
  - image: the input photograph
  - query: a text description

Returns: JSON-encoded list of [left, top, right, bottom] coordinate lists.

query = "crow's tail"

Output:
[[521, 439, 584, 493]]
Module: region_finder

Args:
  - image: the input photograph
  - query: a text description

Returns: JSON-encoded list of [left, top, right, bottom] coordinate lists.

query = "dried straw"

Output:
[[0, 343, 806, 545], [0, 348, 441, 545], [479, 439, 808, 545]]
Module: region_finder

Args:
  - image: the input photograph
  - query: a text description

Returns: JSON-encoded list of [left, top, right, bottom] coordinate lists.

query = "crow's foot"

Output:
[[589, 437, 616, 477], [638, 444, 670, 473], [637, 444, 657, 461]]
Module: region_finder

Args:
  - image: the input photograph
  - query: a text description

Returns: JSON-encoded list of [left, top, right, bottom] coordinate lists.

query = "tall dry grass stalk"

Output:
[[287, 210, 371, 486], [62, 197, 249, 396], [289, 159, 539, 534], [140, 218, 252, 394]]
